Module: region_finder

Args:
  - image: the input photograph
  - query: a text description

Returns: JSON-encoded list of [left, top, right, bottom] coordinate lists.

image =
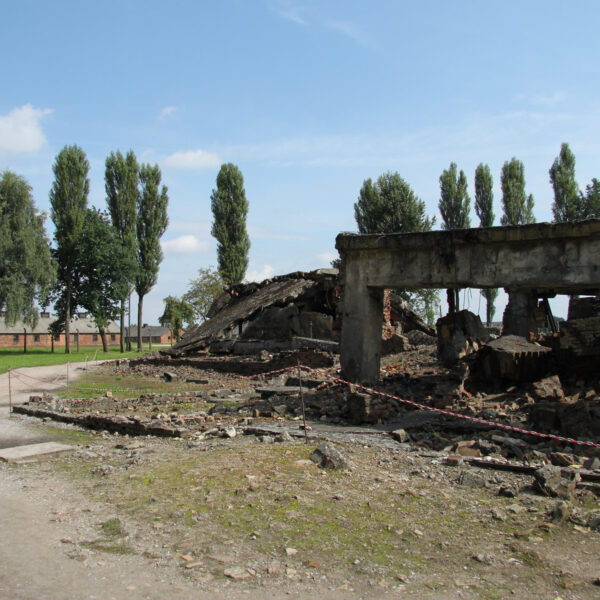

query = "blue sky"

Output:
[[2, 0, 599, 324]]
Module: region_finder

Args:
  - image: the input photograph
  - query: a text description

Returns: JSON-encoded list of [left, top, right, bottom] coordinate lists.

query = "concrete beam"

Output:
[[336, 220, 600, 291]]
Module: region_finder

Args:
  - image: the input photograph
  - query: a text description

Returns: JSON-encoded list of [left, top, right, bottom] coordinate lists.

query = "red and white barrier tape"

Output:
[[299, 366, 600, 449], [9, 361, 599, 449]]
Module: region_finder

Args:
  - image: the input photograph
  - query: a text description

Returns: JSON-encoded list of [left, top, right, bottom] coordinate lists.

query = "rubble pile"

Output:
[[169, 269, 434, 357]]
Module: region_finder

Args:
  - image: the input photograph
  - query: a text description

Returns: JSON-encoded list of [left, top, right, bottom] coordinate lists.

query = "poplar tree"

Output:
[[0, 171, 54, 326], [210, 163, 250, 285], [550, 142, 580, 222], [49, 145, 90, 353], [438, 163, 470, 313], [353, 171, 438, 324], [105, 149, 139, 351], [135, 163, 169, 351], [474, 163, 498, 325], [500, 158, 535, 225]]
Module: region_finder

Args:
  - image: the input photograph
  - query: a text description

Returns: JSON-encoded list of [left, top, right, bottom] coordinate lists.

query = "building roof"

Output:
[[0, 315, 119, 335], [125, 325, 172, 337]]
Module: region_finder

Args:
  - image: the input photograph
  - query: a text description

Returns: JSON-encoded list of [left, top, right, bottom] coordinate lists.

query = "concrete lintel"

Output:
[[336, 220, 600, 291]]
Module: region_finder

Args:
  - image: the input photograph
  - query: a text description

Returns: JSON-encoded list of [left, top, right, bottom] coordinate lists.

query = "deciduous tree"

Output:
[[159, 295, 194, 343], [50, 209, 135, 351], [474, 163, 498, 325], [581, 178, 600, 218], [183, 266, 225, 323], [210, 164, 250, 285], [0, 171, 54, 326], [500, 158, 535, 225], [353, 172, 438, 324], [49, 145, 90, 353], [105, 149, 139, 351], [135, 164, 169, 351]]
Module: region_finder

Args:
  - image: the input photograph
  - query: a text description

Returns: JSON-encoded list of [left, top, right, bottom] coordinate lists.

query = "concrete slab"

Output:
[[0, 442, 74, 464]]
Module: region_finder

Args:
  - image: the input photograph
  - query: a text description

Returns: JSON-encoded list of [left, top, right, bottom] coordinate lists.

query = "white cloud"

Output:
[[159, 105, 179, 119], [245, 264, 275, 283], [163, 149, 222, 169], [516, 91, 567, 107], [317, 251, 336, 265], [0, 104, 52, 155], [161, 235, 209, 253]]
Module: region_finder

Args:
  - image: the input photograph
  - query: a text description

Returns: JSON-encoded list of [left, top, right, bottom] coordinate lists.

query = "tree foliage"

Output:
[[105, 149, 139, 351], [135, 163, 169, 350], [159, 295, 194, 342], [550, 143, 580, 222], [354, 172, 434, 234], [473, 164, 498, 325], [183, 266, 225, 323], [438, 163, 470, 313], [211, 164, 250, 285], [474, 163, 495, 227], [438, 162, 471, 230], [50, 209, 135, 351], [0, 171, 55, 326], [49, 145, 90, 352], [353, 171, 438, 324], [500, 158, 535, 225], [581, 178, 600, 219]]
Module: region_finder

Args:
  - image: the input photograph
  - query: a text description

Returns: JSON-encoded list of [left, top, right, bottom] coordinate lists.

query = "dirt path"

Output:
[[0, 364, 207, 600], [0, 365, 362, 600]]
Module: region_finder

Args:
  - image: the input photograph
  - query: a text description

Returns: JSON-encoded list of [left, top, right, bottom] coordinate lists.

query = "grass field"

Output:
[[0, 344, 162, 375]]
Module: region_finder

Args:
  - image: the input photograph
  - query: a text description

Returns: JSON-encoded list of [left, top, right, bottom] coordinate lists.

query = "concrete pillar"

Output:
[[502, 289, 538, 337], [340, 260, 383, 383]]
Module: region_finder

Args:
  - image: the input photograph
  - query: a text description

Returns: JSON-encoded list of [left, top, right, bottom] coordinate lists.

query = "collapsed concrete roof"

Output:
[[172, 268, 434, 355]]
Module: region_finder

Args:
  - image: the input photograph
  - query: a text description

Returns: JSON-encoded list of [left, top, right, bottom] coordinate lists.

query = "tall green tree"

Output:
[[581, 178, 600, 218], [210, 163, 250, 285], [49, 145, 90, 353], [0, 171, 55, 326], [474, 163, 498, 325], [105, 149, 139, 352], [353, 172, 438, 324], [135, 163, 169, 351], [500, 157, 535, 225], [550, 142, 580, 222], [355, 172, 434, 234], [183, 266, 225, 323], [50, 209, 135, 352], [439, 162, 471, 230], [159, 295, 194, 343], [438, 163, 471, 313]]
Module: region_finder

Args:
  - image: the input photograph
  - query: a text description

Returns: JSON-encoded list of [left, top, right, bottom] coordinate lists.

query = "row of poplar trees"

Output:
[[354, 143, 599, 325], [49, 145, 169, 353]]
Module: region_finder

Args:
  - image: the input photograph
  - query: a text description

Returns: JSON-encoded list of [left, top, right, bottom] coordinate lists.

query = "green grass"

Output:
[[0, 345, 160, 375], [57, 371, 204, 400]]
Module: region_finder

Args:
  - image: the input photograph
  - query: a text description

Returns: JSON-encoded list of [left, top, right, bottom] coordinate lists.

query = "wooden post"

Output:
[[8, 367, 12, 415], [23, 328, 27, 354]]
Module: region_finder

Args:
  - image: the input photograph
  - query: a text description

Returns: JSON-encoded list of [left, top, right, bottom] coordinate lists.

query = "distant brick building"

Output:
[[125, 325, 176, 346], [0, 312, 120, 349]]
